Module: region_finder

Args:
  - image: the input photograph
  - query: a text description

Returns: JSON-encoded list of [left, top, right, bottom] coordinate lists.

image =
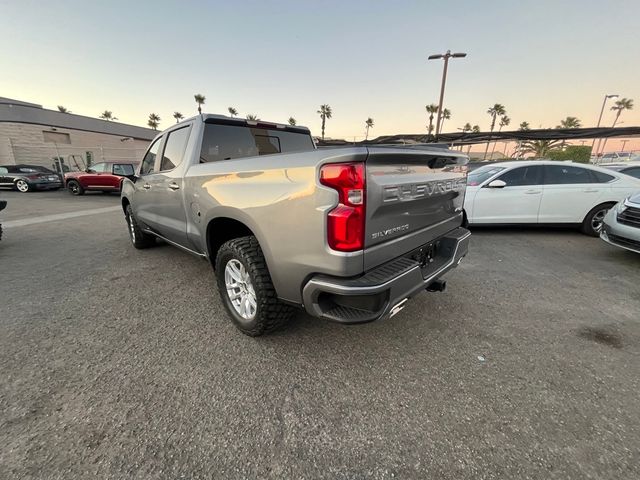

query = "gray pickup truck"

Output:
[[121, 114, 470, 335]]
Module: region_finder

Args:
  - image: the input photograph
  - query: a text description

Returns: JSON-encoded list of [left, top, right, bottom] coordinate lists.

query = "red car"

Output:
[[65, 162, 137, 195]]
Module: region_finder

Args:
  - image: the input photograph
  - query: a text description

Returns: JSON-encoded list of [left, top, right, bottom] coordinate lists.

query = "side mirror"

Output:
[[487, 179, 507, 188]]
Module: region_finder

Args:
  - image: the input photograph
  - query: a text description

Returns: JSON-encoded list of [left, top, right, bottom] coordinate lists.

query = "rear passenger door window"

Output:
[[140, 138, 161, 175], [590, 170, 615, 183], [543, 165, 594, 184], [160, 126, 191, 171]]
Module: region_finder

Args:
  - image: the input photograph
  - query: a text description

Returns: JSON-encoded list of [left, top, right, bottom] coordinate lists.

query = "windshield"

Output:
[[467, 165, 506, 186]]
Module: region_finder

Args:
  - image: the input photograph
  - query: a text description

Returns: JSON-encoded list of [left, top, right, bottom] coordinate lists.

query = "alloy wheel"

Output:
[[224, 259, 257, 321], [591, 208, 609, 234], [16, 180, 29, 192]]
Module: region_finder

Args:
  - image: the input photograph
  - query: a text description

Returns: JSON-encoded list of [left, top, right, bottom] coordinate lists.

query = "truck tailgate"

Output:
[[364, 146, 468, 270]]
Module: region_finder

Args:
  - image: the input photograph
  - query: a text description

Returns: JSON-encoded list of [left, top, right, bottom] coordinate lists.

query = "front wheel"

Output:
[[67, 180, 84, 196], [582, 203, 614, 237], [125, 204, 155, 248], [215, 236, 293, 336], [15, 180, 30, 193]]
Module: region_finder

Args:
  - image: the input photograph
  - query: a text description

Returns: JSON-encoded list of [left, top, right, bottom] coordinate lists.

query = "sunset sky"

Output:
[[2, 0, 639, 150]]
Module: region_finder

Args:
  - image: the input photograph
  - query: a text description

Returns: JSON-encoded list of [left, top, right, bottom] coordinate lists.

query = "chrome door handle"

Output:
[[524, 189, 542, 194], [583, 189, 599, 193], [168, 182, 180, 191], [142, 183, 151, 190]]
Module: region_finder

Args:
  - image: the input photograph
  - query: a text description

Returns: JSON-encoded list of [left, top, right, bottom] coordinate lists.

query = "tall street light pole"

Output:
[[621, 139, 629, 152], [428, 50, 466, 137], [592, 93, 618, 160]]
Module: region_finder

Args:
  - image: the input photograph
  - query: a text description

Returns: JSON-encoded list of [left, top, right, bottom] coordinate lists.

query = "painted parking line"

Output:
[[3, 206, 121, 228]]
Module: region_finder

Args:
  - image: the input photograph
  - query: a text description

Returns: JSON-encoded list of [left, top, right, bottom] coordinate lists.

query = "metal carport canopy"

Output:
[[435, 126, 640, 145]]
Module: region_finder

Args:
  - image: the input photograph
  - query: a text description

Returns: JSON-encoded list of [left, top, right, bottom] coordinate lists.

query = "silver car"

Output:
[[600, 192, 640, 253]]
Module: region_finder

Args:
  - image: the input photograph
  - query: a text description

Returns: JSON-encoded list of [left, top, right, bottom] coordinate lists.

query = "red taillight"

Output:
[[320, 162, 365, 252], [27, 174, 40, 180]]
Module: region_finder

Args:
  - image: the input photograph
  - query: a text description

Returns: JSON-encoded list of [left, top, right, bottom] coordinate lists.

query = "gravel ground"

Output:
[[1, 190, 639, 479]]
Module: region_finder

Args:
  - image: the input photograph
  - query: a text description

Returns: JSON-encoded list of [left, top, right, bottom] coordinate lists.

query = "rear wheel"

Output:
[[215, 236, 293, 336], [125, 204, 155, 248], [582, 203, 614, 237], [15, 180, 30, 193], [67, 180, 84, 196]]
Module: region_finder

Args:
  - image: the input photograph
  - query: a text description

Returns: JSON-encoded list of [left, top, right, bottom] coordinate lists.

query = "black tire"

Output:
[[215, 236, 293, 336], [0, 223, 3, 242], [581, 203, 614, 237], [125, 204, 155, 249], [67, 180, 84, 196]]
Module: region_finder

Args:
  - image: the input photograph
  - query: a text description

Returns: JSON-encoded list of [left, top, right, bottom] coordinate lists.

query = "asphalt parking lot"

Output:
[[1, 189, 639, 479]]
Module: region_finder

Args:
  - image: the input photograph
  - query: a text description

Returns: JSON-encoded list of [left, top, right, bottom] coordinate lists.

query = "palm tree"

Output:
[[558, 116, 582, 129], [194, 94, 206, 114], [462, 125, 480, 155], [99, 110, 117, 121], [246, 114, 259, 121], [483, 103, 506, 160], [425, 104, 439, 138], [57, 106, 70, 113], [516, 122, 530, 158], [147, 113, 161, 130], [519, 139, 563, 158], [459, 123, 472, 153], [317, 104, 332, 140], [364, 117, 374, 140], [228, 107, 238, 117], [288, 117, 297, 126], [173, 112, 184, 123], [490, 115, 511, 158], [600, 98, 634, 154], [611, 98, 633, 126], [439, 108, 451, 133]]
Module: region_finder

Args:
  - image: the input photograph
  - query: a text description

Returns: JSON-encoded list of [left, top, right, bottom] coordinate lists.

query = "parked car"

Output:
[[0, 164, 63, 192], [600, 162, 640, 180], [0, 200, 6, 241], [598, 152, 639, 164], [121, 114, 470, 335], [65, 162, 137, 195], [600, 192, 640, 253], [464, 161, 640, 236]]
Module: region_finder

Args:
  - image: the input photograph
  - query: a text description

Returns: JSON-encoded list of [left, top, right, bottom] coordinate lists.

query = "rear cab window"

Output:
[[199, 122, 315, 163]]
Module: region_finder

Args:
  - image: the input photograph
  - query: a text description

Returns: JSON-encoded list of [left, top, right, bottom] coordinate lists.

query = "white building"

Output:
[[0, 97, 156, 172]]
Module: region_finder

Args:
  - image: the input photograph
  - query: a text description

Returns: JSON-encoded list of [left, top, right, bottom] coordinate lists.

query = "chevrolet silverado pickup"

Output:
[[121, 114, 470, 336]]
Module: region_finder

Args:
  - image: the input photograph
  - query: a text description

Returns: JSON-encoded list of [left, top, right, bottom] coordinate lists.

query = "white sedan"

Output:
[[464, 161, 640, 236]]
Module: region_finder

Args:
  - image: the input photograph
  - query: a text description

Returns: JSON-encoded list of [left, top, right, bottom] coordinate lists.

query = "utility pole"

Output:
[[621, 139, 629, 152], [592, 94, 618, 161], [428, 50, 467, 138]]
